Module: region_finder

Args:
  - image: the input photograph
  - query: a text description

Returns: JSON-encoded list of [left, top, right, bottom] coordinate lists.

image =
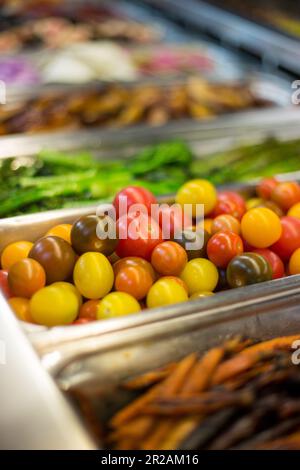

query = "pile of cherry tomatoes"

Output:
[[1, 178, 300, 327]]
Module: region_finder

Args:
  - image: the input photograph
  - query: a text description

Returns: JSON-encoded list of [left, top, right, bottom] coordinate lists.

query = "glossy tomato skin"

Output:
[[79, 300, 100, 321], [115, 265, 153, 300], [9, 297, 34, 323], [289, 248, 300, 275], [174, 228, 210, 260], [46, 224, 72, 244], [271, 182, 300, 211], [71, 214, 117, 256], [97, 292, 141, 320], [251, 248, 285, 279], [207, 231, 244, 269], [157, 204, 192, 238], [257, 177, 278, 200], [212, 191, 246, 220], [1, 241, 33, 270], [73, 252, 114, 299], [146, 276, 188, 308], [176, 179, 217, 217], [113, 256, 156, 281], [8, 258, 46, 298], [180, 258, 219, 295], [113, 186, 157, 219], [151, 241, 187, 276], [288, 202, 300, 219], [29, 236, 76, 284], [226, 253, 272, 288], [256, 200, 284, 218], [211, 215, 241, 235], [0, 269, 13, 299], [241, 208, 282, 248], [271, 216, 300, 261], [116, 214, 163, 261]]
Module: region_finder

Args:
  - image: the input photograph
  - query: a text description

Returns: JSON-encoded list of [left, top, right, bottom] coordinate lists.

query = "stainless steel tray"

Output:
[[140, 0, 300, 75]]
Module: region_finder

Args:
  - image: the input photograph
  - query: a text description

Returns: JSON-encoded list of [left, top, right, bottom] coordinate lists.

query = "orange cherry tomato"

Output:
[[211, 215, 241, 235], [8, 258, 46, 298], [1, 241, 33, 270], [46, 224, 72, 244], [151, 241, 187, 276], [0, 270, 13, 299], [115, 265, 153, 300], [9, 297, 34, 323], [271, 182, 300, 211], [79, 300, 100, 321], [113, 257, 156, 281], [257, 177, 278, 200]]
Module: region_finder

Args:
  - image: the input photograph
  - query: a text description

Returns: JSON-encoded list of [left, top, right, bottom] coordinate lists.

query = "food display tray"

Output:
[[139, 0, 300, 75]]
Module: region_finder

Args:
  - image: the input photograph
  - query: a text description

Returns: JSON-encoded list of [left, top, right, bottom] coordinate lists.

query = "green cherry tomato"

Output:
[[180, 258, 219, 295], [226, 252, 272, 288], [73, 252, 114, 299], [30, 284, 80, 326], [97, 292, 141, 320], [71, 214, 118, 256]]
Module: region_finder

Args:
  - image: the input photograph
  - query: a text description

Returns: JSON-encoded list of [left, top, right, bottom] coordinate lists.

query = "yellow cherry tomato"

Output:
[[288, 202, 300, 220], [180, 258, 219, 295], [190, 291, 214, 300], [30, 284, 79, 326], [51, 282, 83, 307], [246, 198, 263, 211], [97, 292, 141, 320], [146, 277, 188, 309], [9, 297, 34, 323], [46, 224, 72, 244], [176, 179, 217, 217], [241, 207, 282, 248], [1, 241, 33, 270], [73, 252, 114, 299], [289, 248, 300, 275]]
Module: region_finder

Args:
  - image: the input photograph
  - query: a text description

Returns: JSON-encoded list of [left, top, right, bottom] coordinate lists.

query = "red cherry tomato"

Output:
[[79, 299, 100, 321], [207, 231, 244, 269], [157, 204, 192, 238], [271, 182, 300, 211], [116, 214, 163, 260], [113, 186, 157, 219], [257, 177, 278, 200], [0, 270, 13, 299], [212, 191, 246, 220], [271, 216, 300, 261], [251, 248, 285, 279]]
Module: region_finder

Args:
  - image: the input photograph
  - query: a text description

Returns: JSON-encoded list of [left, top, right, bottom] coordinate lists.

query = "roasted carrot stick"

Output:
[[122, 364, 176, 390]]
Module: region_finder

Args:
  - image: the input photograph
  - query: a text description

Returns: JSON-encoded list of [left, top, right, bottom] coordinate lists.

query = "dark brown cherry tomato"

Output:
[[71, 214, 117, 256], [257, 177, 278, 200], [271, 216, 300, 261], [207, 231, 244, 269], [251, 248, 285, 279], [226, 252, 272, 288], [174, 228, 210, 260], [8, 258, 46, 298], [29, 236, 76, 284]]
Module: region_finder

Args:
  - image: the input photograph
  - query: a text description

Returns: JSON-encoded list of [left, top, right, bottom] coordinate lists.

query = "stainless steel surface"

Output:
[[0, 292, 95, 449], [141, 0, 300, 75]]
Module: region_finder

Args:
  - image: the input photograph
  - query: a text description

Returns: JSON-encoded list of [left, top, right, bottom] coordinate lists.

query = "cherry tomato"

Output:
[[189, 291, 214, 300], [79, 299, 100, 321], [216, 268, 229, 291], [271, 182, 300, 211], [29, 236, 76, 284], [115, 265, 153, 300], [46, 224, 72, 244], [251, 248, 285, 279], [113, 186, 157, 219], [113, 256, 156, 281], [97, 292, 141, 320], [180, 258, 219, 295], [30, 284, 80, 326], [0, 270, 13, 299], [8, 258, 46, 298], [257, 177, 278, 200], [9, 297, 34, 323], [157, 204, 192, 238], [211, 214, 241, 235], [256, 200, 284, 218], [200, 218, 213, 234], [74, 252, 114, 299], [289, 248, 300, 275], [1, 241, 33, 270], [116, 214, 163, 261], [226, 253, 272, 288], [151, 241, 187, 276], [288, 202, 300, 219], [174, 228, 210, 260], [246, 198, 263, 211], [73, 318, 93, 325], [71, 214, 117, 256], [51, 282, 82, 307], [207, 231, 244, 269], [146, 276, 188, 308], [241, 208, 282, 248], [212, 191, 246, 220], [271, 216, 300, 261], [176, 179, 217, 216]]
